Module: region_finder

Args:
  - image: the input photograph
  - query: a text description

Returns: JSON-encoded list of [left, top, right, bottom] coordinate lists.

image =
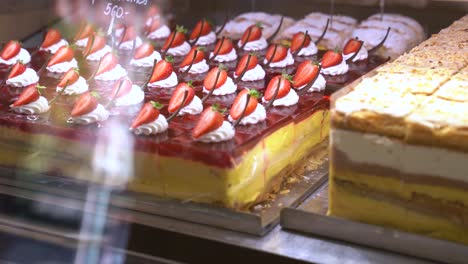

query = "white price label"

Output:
[[104, 3, 125, 18]]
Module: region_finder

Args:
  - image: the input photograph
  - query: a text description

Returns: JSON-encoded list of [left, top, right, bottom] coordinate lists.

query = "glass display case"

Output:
[[0, 1, 466, 263]]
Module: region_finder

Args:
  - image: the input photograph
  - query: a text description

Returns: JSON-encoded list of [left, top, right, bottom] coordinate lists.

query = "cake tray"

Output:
[[280, 183, 468, 264]]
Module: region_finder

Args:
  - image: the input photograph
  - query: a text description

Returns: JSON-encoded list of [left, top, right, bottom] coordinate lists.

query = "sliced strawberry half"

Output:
[[74, 22, 95, 41], [189, 19, 213, 40], [229, 89, 261, 120], [145, 17, 162, 34], [343, 38, 363, 55], [83, 33, 106, 56], [321, 49, 343, 68], [292, 60, 320, 88], [7, 61, 26, 79], [48, 46, 74, 67], [119, 26, 137, 43], [1, 41, 21, 60], [179, 46, 205, 68], [168, 82, 195, 113], [41, 29, 62, 49], [240, 23, 262, 44], [213, 37, 234, 55], [71, 91, 100, 117], [58, 68, 80, 87], [264, 74, 292, 101], [203, 66, 228, 90], [13, 84, 45, 107], [192, 104, 226, 139], [111, 78, 133, 98], [290, 32, 311, 53], [162, 25, 187, 50], [235, 53, 258, 76], [95, 52, 118, 76], [149, 56, 174, 83], [133, 42, 155, 60], [131, 101, 164, 129], [265, 44, 288, 63]]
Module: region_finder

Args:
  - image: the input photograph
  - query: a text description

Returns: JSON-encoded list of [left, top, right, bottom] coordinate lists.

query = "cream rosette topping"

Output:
[[10, 85, 49, 115], [189, 19, 217, 46], [83, 33, 111, 61], [55, 68, 88, 95], [129, 42, 162, 67], [167, 82, 202, 116], [0, 41, 31, 65], [238, 23, 268, 51], [292, 60, 326, 93], [93, 52, 128, 81], [179, 46, 209, 74], [263, 44, 294, 68], [290, 31, 318, 57], [147, 24, 171, 39], [110, 78, 144, 107], [116, 25, 143, 50], [40, 29, 68, 54], [193, 104, 235, 143], [130, 101, 168, 136], [233, 53, 265, 82], [262, 73, 299, 107], [147, 56, 179, 88], [73, 22, 95, 47], [320, 49, 349, 76], [202, 66, 237, 96], [342, 38, 368, 62], [46, 45, 77, 73], [68, 91, 109, 125], [209, 37, 237, 63], [6, 61, 39, 87], [161, 25, 191, 56], [228, 89, 266, 126]]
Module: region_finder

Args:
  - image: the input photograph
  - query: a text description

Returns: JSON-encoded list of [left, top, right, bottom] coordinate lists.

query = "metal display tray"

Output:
[[280, 183, 468, 264]]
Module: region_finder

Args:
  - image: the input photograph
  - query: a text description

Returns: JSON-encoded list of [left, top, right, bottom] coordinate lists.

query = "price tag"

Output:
[[91, 0, 150, 19]]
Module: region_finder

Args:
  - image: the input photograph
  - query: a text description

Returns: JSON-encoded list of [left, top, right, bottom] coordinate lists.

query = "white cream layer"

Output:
[[148, 72, 178, 88], [192, 31, 217, 45], [228, 103, 266, 125], [166, 42, 191, 56], [6, 68, 39, 87], [178, 95, 203, 116], [40, 39, 68, 54], [262, 88, 299, 107], [297, 74, 326, 92], [0, 48, 31, 65], [331, 129, 468, 183], [69, 104, 109, 125], [95, 64, 127, 81], [343, 46, 369, 62], [131, 114, 168, 135], [115, 85, 144, 106], [209, 48, 237, 62], [86, 45, 112, 61], [203, 77, 237, 96], [148, 25, 171, 39], [233, 64, 265, 82], [56, 76, 88, 95], [321, 59, 349, 75], [119, 37, 143, 50], [296, 42, 318, 57], [264, 50, 294, 68], [179, 59, 209, 74], [130, 51, 162, 67], [47, 58, 78, 73], [75, 37, 89, 47]]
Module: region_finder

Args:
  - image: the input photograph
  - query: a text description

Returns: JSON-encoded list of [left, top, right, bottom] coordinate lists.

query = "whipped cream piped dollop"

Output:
[[148, 72, 178, 88], [68, 104, 109, 125], [47, 59, 78, 73], [114, 85, 145, 106], [180, 59, 209, 74], [228, 103, 266, 125], [297, 74, 326, 92], [262, 89, 299, 107], [196, 121, 235, 143], [131, 114, 168, 135], [343, 47, 369, 62], [75, 37, 89, 47], [233, 64, 265, 82], [130, 51, 162, 67], [264, 50, 295, 68], [296, 42, 318, 56], [209, 48, 237, 62], [0, 48, 31, 65], [95, 64, 128, 81], [148, 25, 171, 39], [7, 68, 39, 87], [193, 31, 217, 46], [202, 77, 237, 96], [166, 42, 191, 56], [86, 45, 112, 61], [11, 96, 49, 115], [238, 37, 268, 51], [321, 59, 349, 75], [178, 96, 203, 116], [40, 39, 68, 54], [119, 37, 143, 50], [56, 76, 89, 95]]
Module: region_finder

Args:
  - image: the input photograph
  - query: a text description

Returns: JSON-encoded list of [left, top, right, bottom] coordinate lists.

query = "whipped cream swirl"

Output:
[[203, 76, 237, 96], [228, 103, 266, 125], [192, 31, 216, 46], [0, 48, 31, 65], [180, 59, 209, 74], [343, 47, 368, 62], [56, 76, 89, 95], [40, 39, 68, 54], [297, 74, 326, 92], [95, 64, 127, 81], [321, 59, 349, 75], [148, 25, 171, 39], [86, 45, 112, 61], [119, 37, 143, 50], [178, 95, 203, 116], [130, 51, 162, 67], [209, 48, 237, 62], [7, 68, 39, 87], [264, 50, 294, 68], [75, 37, 89, 47], [47, 58, 78, 73], [238, 37, 268, 51], [115, 85, 144, 106], [131, 114, 168, 135], [196, 121, 235, 143], [166, 41, 191, 56], [262, 89, 299, 107], [11, 96, 49, 115], [296, 42, 318, 56], [233, 64, 265, 82], [68, 104, 109, 125], [148, 72, 178, 88]]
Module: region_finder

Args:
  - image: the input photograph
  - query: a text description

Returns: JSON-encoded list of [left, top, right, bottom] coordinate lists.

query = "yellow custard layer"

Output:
[[0, 110, 329, 209]]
